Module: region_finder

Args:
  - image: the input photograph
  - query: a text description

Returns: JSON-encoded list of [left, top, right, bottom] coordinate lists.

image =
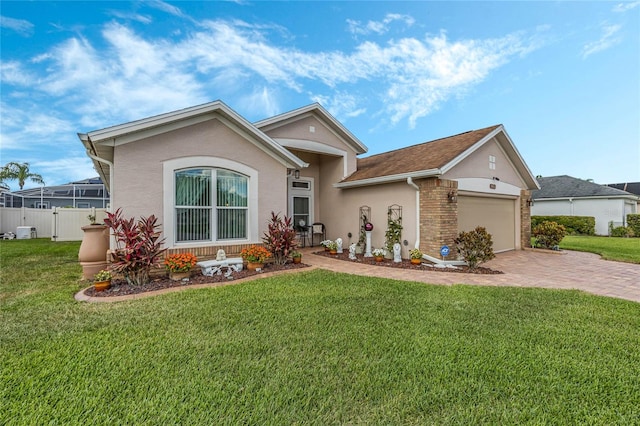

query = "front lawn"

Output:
[[560, 235, 640, 264], [1, 239, 639, 424]]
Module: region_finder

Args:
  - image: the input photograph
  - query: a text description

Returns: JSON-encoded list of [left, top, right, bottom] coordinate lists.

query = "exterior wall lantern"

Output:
[[447, 190, 457, 203]]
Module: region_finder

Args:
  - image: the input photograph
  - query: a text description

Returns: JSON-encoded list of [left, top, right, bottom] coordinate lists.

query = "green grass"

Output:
[[560, 235, 640, 264], [2, 239, 640, 424]]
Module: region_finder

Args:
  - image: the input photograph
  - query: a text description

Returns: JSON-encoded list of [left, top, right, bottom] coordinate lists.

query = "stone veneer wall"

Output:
[[520, 189, 532, 249], [419, 178, 459, 258]]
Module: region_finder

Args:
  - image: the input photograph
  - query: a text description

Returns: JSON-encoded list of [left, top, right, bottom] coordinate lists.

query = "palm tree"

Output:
[[0, 162, 45, 190]]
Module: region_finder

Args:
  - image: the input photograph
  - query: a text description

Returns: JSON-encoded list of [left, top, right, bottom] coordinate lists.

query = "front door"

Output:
[[288, 177, 314, 229]]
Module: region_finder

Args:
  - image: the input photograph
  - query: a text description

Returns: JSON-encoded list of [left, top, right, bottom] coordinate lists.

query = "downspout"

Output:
[[85, 151, 113, 212], [406, 177, 420, 249]]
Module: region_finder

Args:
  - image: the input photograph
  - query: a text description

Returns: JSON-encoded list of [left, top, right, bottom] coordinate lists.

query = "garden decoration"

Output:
[[393, 243, 402, 263], [348, 243, 357, 260], [364, 222, 373, 257], [336, 237, 343, 254]]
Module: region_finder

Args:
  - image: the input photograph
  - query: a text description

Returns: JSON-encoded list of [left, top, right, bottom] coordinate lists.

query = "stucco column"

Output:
[[419, 178, 459, 259]]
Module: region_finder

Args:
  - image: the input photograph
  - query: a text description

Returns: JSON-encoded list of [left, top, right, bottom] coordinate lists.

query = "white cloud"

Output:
[[0, 61, 34, 85], [34, 157, 98, 186], [582, 23, 622, 59], [310, 92, 366, 121], [0, 15, 34, 36], [4, 17, 538, 143], [347, 13, 415, 36], [237, 86, 280, 118], [612, 1, 640, 12], [108, 10, 153, 24]]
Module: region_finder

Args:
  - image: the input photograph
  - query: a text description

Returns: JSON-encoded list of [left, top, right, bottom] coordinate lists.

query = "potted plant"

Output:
[[409, 248, 423, 264], [320, 239, 333, 251], [291, 250, 302, 264], [164, 252, 198, 281], [326, 240, 338, 254], [93, 269, 112, 292], [241, 245, 272, 270], [372, 248, 386, 262]]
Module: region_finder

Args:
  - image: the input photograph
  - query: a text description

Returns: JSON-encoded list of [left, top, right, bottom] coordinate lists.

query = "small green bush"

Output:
[[531, 215, 595, 235], [454, 226, 495, 270], [627, 214, 640, 237], [533, 221, 567, 249], [610, 226, 634, 238]]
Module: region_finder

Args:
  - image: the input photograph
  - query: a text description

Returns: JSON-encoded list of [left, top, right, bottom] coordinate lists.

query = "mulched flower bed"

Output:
[[313, 250, 503, 274], [84, 262, 310, 297]]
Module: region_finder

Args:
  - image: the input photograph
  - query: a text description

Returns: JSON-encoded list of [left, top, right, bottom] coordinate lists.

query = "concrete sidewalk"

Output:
[[301, 247, 640, 303]]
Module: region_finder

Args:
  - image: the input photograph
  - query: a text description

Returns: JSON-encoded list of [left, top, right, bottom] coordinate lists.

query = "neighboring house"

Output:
[[79, 100, 539, 262], [0, 177, 110, 209], [607, 182, 640, 208], [531, 175, 639, 235]]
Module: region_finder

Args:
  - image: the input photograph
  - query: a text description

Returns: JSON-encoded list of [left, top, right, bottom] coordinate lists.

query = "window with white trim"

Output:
[[175, 168, 248, 242]]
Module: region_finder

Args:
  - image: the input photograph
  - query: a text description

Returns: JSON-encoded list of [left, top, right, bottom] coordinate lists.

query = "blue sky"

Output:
[[1, 1, 639, 191]]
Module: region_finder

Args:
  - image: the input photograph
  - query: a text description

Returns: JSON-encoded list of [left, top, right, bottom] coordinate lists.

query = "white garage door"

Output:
[[458, 196, 516, 252]]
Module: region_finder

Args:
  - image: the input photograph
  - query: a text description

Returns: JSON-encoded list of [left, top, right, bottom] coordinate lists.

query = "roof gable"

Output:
[[79, 101, 306, 191], [254, 103, 367, 155], [337, 124, 538, 189], [534, 175, 638, 199]]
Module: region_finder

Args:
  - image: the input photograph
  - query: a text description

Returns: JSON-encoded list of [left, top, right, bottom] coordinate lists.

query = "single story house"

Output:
[[532, 175, 639, 235], [79, 101, 539, 262], [0, 177, 109, 209]]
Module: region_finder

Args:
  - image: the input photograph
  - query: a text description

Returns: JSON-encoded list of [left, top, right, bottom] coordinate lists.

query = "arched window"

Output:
[[175, 168, 248, 242]]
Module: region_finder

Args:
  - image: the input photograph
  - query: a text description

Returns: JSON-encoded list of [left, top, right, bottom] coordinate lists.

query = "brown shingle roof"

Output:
[[341, 124, 502, 183]]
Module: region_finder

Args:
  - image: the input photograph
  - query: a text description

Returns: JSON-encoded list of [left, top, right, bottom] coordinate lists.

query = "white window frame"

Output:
[[163, 157, 259, 248]]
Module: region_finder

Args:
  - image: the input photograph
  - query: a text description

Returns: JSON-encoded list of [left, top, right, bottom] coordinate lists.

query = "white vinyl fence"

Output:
[[0, 207, 108, 241]]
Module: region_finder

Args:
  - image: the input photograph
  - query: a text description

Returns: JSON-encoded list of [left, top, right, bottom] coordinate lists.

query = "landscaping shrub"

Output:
[[610, 225, 635, 238], [531, 215, 595, 235], [104, 208, 166, 286], [532, 220, 567, 249], [627, 214, 640, 237], [263, 212, 297, 265], [454, 226, 495, 270]]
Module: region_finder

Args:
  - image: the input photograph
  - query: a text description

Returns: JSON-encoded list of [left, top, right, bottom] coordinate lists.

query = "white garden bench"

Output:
[[197, 257, 244, 278]]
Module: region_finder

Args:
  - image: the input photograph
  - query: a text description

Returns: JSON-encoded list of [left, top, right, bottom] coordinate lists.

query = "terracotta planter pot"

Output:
[[293, 257, 302, 264], [79, 224, 110, 281], [247, 262, 265, 271], [375, 256, 384, 262], [411, 258, 422, 265], [169, 271, 191, 281], [329, 250, 337, 255], [94, 280, 111, 292]]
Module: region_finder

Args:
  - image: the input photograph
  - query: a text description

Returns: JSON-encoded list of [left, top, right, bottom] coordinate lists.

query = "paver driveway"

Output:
[[303, 248, 640, 303]]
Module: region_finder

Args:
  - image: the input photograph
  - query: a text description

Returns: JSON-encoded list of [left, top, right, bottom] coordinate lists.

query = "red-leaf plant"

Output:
[[262, 211, 297, 265], [103, 208, 166, 286]]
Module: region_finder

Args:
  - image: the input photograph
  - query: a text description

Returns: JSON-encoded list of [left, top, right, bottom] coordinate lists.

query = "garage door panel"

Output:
[[458, 196, 515, 252]]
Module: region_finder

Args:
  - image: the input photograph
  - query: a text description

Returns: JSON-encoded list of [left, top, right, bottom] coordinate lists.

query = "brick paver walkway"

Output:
[[77, 248, 640, 303], [302, 248, 640, 303]]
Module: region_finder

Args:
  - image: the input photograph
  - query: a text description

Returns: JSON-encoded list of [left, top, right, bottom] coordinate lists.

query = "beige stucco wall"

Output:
[[262, 115, 358, 177], [444, 138, 526, 188], [320, 172, 418, 259], [113, 116, 288, 247]]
